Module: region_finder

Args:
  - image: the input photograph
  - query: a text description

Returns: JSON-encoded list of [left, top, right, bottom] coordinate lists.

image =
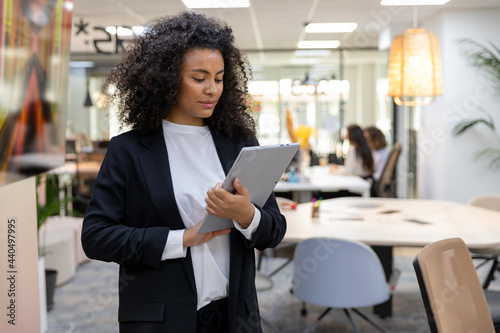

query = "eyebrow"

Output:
[[189, 69, 224, 75]]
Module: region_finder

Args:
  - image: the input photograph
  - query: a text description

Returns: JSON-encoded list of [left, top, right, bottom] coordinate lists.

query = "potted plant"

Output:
[[453, 39, 500, 170], [36, 173, 80, 310], [36, 173, 61, 311]]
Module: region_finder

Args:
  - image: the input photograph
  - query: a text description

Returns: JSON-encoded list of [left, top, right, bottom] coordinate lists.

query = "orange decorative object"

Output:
[[286, 109, 313, 150]]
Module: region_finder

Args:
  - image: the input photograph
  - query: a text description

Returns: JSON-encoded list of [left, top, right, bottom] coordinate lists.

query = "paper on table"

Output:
[[328, 216, 365, 222], [349, 203, 382, 209]]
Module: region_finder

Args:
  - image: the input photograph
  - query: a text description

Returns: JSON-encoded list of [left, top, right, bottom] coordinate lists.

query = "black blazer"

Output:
[[81, 125, 286, 333]]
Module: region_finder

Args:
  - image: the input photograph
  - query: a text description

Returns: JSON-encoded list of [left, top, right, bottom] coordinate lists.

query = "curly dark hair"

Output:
[[105, 11, 255, 138], [347, 124, 374, 174]]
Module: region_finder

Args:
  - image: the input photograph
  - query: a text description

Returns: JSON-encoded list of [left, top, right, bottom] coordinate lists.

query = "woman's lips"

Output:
[[200, 101, 216, 108]]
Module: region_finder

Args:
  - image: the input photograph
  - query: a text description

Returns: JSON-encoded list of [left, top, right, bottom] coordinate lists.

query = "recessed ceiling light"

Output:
[[117, 27, 133, 37], [305, 23, 358, 33], [381, 0, 450, 5], [290, 58, 321, 65], [132, 26, 146, 36], [293, 50, 331, 57], [298, 40, 340, 49], [106, 26, 145, 36], [105, 26, 117, 35], [182, 0, 250, 8]]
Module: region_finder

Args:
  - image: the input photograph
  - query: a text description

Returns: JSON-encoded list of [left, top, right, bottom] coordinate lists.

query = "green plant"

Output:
[[36, 173, 81, 256], [36, 174, 61, 231], [453, 39, 500, 170]]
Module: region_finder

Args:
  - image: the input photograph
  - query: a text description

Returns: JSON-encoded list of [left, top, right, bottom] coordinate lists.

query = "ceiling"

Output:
[[72, 0, 500, 50], [71, 0, 500, 79]]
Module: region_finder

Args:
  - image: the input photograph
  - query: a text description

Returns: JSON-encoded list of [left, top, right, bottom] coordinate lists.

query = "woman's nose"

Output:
[[205, 80, 217, 95]]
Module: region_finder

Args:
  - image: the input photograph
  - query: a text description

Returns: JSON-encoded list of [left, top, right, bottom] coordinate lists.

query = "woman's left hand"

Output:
[[205, 178, 255, 229]]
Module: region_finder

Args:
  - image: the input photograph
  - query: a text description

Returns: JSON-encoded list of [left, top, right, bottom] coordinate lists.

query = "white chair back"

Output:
[[292, 237, 389, 309]]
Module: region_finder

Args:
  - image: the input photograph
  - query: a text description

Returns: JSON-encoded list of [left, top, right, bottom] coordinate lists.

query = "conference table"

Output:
[[279, 197, 500, 317], [274, 166, 371, 202]]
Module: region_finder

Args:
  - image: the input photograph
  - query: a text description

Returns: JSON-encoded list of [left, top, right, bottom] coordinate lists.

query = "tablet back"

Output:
[[197, 143, 300, 233]]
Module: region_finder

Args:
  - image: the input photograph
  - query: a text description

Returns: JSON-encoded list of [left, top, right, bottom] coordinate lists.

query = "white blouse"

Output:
[[336, 146, 372, 178]]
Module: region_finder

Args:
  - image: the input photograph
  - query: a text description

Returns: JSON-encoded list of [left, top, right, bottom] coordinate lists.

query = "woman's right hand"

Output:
[[182, 220, 231, 248]]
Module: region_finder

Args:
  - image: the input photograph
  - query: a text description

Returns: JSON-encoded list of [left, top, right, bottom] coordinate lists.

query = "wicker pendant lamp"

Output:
[[388, 28, 443, 106]]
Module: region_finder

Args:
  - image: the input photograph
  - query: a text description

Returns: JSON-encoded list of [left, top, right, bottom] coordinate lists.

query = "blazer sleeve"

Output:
[[246, 194, 287, 251], [81, 137, 169, 268]]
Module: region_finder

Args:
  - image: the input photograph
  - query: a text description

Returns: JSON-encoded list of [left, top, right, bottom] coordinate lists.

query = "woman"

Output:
[[331, 124, 374, 178], [81, 12, 286, 333], [364, 126, 389, 181]]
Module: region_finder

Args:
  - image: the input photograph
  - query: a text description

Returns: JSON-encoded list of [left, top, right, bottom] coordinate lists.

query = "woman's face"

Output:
[[166, 48, 224, 126]]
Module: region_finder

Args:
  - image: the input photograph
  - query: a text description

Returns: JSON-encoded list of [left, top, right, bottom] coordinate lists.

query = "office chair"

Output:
[[467, 194, 500, 288], [372, 142, 401, 198], [413, 237, 499, 333], [292, 237, 396, 333]]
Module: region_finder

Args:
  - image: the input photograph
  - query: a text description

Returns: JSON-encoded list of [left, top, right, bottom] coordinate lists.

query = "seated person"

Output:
[[364, 126, 389, 181], [330, 124, 374, 178]]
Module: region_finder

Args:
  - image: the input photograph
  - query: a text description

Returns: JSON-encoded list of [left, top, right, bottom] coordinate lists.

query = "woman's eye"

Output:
[[193, 77, 223, 83]]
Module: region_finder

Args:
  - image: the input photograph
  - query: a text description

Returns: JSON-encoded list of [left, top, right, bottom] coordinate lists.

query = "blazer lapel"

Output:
[[137, 127, 185, 230], [210, 127, 241, 175]]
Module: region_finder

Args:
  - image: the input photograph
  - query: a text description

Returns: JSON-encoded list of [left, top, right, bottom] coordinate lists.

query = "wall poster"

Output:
[[0, 0, 73, 186]]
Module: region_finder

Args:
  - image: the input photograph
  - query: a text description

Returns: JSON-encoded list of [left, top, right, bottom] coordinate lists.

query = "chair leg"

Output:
[[474, 258, 492, 270], [268, 258, 293, 277], [343, 309, 361, 333], [302, 308, 331, 333], [351, 308, 387, 333], [289, 287, 306, 316], [483, 257, 499, 289], [300, 302, 307, 316]]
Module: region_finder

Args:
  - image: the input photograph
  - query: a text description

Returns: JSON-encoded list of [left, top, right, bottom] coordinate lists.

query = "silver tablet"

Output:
[[197, 143, 300, 233]]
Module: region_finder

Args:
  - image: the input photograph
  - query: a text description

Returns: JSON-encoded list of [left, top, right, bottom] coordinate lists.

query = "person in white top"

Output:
[[364, 126, 389, 182], [81, 12, 286, 333], [331, 124, 374, 179]]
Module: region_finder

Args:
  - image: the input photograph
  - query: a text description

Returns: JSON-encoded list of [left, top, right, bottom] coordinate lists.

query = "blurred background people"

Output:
[[364, 126, 389, 182], [331, 124, 374, 178]]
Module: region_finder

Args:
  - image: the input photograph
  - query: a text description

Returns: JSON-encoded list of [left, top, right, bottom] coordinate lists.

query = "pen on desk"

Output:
[[311, 197, 320, 217]]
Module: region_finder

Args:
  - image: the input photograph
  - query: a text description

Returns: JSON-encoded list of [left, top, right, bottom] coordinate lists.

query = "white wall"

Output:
[[418, 8, 500, 203], [0, 177, 41, 333], [344, 63, 379, 128], [67, 68, 91, 137]]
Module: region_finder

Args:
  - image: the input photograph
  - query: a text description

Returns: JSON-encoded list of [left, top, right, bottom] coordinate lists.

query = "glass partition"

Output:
[[68, 48, 392, 156]]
